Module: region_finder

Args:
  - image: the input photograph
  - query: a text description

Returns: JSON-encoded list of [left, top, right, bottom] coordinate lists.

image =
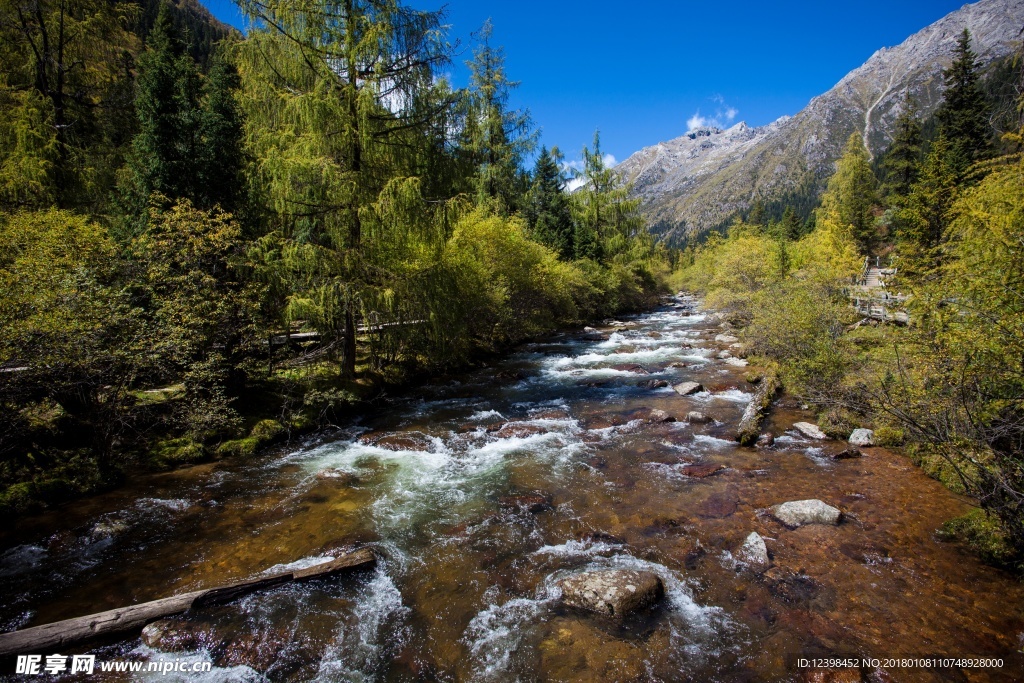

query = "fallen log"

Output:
[[0, 548, 376, 657], [736, 370, 781, 446]]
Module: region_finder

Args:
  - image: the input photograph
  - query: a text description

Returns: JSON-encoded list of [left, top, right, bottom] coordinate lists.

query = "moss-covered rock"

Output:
[[216, 419, 285, 458], [938, 508, 1020, 570], [149, 438, 207, 467]]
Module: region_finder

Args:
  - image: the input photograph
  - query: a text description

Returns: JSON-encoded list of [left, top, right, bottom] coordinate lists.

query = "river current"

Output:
[[2, 296, 1022, 682]]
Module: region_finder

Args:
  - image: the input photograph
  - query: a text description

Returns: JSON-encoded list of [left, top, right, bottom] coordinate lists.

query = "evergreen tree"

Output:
[[780, 205, 803, 240], [197, 55, 244, 213], [817, 133, 878, 254], [882, 93, 923, 198], [571, 131, 643, 261], [118, 2, 204, 233], [936, 29, 992, 175], [526, 146, 574, 258], [463, 20, 536, 212], [895, 133, 958, 258]]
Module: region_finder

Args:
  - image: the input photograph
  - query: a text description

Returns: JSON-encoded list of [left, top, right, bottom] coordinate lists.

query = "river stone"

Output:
[[559, 569, 664, 617], [686, 411, 712, 424], [771, 499, 842, 527], [673, 381, 704, 396], [611, 363, 649, 374], [495, 423, 549, 439], [792, 422, 828, 440], [142, 618, 215, 652], [681, 463, 725, 478], [737, 532, 770, 569], [756, 432, 775, 448], [714, 334, 739, 343], [849, 428, 875, 446]]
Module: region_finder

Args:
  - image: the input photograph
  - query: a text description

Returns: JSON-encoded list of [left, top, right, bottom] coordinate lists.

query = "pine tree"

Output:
[[463, 20, 535, 212], [895, 133, 958, 258], [817, 132, 878, 254], [882, 93, 923, 198], [780, 206, 803, 240], [118, 2, 204, 233], [197, 55, 244, 213], [526, 146, 574, 258], [936, 29, 992, 175]]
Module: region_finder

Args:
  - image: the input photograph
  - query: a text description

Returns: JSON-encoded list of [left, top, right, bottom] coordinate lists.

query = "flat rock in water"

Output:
[[559, 569, 664, 617], [698, 492, 738, 518], [737, 531, 771, 569], [827, 446, 862, 460], [686, 411, 713, 424], [673, 381, 704, 396], [792, 422, 828, 440], [494, 423, 549, 439], [611, 363, 649, 374], [771, 499, 841, 527], [629, 407, 675, 424], [849, 428, 875, 446], [681, 463, 725, 479], [359, 432, 431, 451]]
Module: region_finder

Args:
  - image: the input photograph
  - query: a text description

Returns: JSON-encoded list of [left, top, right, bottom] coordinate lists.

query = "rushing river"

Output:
[[2, 296, 1023, 682]]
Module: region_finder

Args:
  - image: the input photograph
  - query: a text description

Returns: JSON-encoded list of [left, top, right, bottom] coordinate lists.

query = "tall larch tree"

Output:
[[818, 132, 878, 254], [235, 0, 449, 377], [463, 19, 535, 212]]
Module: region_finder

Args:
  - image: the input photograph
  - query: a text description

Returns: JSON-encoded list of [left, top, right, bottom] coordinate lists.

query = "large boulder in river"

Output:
[[771, 499, 842, 527], [672, 381, 704, 396], [849, 428, 875, 446], [792, 422, 828, 440], [559, 569, 664, 617]]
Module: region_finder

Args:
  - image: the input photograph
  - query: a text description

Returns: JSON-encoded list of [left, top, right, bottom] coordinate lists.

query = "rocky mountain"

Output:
[[619, 0, 1024, 242]]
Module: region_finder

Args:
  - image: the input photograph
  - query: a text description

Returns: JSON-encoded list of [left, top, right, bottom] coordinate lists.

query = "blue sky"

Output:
[[203, 0, 967, 166]]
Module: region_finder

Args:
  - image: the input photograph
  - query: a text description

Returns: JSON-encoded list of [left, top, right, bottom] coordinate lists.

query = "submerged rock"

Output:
[[629, 407, 675, 424], [792, 422, 828, 440], [672, 381, 704, 396], [611, 363, 650, 374], [494, 423, 549, 439], [559, 569, 664, 617], [737, 532, 771, 569], [849, 428, 875, 446], [141, 618, 215, 652], [499, 493, 553, 514], [637, 379, 670, 389], [827, 446, 862, 460], [771, 499, 842, 527], [680, 463, 725, 478]]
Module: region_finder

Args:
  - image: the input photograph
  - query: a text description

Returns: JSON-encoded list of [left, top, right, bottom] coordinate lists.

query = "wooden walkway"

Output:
[[850, 257, 909, 324]]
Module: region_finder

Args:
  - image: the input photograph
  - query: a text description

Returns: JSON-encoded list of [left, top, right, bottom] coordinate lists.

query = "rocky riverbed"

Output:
[[1, 295, 1022, 682]]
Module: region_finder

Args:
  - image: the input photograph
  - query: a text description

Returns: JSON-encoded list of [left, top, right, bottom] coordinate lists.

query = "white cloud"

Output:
[[602, 153, 617, 168], [686, 96, 739, 131]]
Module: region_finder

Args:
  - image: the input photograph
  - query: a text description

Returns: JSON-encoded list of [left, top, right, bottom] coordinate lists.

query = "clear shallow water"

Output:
[[2, 297, 1023, 682]]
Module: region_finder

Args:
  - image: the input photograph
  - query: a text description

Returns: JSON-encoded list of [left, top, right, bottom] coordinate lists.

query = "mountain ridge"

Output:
[[619, 0, 1024, 242]]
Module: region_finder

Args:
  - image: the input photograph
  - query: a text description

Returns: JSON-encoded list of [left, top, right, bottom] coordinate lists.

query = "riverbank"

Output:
[[1, 281, 668, 521]]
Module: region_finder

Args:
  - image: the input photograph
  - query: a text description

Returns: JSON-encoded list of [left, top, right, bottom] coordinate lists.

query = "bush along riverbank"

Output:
[[0, 206, 670, 518], [671, 131, 1024, 573]]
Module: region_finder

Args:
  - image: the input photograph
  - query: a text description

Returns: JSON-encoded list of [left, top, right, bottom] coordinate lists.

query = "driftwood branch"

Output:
[[0, 548, 376, 657]]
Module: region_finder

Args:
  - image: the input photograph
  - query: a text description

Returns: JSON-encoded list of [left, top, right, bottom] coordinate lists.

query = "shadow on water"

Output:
[[2, 297, 1023, 682]]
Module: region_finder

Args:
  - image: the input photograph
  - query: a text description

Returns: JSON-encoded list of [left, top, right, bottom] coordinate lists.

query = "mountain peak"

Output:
[[619, 0, 1024, 242]]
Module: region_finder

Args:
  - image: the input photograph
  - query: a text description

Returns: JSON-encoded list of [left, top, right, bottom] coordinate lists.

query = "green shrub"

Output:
[[938, 508, 1019, 570]]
